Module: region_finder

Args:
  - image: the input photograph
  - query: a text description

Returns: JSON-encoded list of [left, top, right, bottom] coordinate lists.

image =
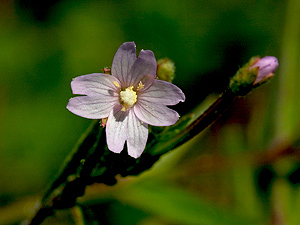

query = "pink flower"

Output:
[[251, 56, 278, 84], [67, 42, 185, 158]]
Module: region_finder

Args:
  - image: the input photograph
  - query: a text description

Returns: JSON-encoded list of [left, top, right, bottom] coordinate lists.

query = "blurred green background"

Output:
[[1, 0, 300, 224]]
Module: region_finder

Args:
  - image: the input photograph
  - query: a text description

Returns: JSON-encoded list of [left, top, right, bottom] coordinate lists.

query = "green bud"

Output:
[[156, 58, 175, 82], [229, 56, 260, 95]]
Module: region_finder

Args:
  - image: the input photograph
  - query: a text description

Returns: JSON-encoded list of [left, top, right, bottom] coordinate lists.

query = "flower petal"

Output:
[[106, 104, 128, 153], [134, 101, 180, 126], [251, 56, 279, 84], [128, 50, 157, 88], [67, 95, 117, 119], [71, 73, 120, 96], [139, 79, 185, 105], [126, 110, 148, 158], [111, 42, 137, 87]]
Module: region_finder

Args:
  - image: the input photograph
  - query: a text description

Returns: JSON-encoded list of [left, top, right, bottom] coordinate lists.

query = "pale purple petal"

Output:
[[134, 101, 180, 126], [139, 79, 185, 105], [126, 110, 148, 158], [128, 50, 157, 88], [67, 95, 117, 119], [251, 56, 278, 84], [71, 73, 120, 96], [66, 42, 186, 159], [111, 42, 137, 87], [106, 104, 128, 153]]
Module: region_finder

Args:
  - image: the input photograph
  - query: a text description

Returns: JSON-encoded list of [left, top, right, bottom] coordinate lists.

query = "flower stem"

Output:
[[23, 120, 104, 225], [275, 0, 300, 140], [148, 88, 236, 156]]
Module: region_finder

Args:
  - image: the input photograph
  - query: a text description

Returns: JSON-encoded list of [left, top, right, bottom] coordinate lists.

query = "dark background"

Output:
[[1, 0, 299, 224]]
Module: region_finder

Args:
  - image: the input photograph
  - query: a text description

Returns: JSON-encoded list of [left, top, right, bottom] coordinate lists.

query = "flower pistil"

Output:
[[120, 86, 137, 111]]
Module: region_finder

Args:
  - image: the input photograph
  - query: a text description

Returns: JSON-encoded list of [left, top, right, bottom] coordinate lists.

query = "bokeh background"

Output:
[[1, 0, 300, 224]]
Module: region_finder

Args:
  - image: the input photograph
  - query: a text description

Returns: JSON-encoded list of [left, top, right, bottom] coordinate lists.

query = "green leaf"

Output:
[[114, 180, 259, 225], [220, 125, 265, 218]]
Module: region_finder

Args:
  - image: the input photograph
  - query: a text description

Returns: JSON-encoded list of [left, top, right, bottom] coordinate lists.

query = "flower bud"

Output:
[[251, 56, 278, 84], [156, 58, 175, 82], [229, 56, 278, 95]]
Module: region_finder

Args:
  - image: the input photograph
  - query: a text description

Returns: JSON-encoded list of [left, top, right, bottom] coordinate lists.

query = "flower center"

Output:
[[120, 86, 137, 111]]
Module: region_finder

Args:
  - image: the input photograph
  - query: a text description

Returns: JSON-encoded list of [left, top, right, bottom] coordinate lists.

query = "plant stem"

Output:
[[23, 120, 103, 225], [275, 0, 300, 140], [149, 89, 236, 156]]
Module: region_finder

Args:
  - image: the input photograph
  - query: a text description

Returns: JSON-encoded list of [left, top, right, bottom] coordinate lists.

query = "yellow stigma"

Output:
[[120, 86, 137, 111]]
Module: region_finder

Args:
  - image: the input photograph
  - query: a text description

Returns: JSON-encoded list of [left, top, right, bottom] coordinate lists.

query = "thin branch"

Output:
[[23, 121, 104, 225], [148, 89, 236, 156]]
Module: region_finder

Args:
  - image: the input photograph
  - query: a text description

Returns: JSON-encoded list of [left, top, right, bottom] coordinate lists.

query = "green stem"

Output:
[[43, 119, 101, 200], [149, 89, 236, 156], [275, 0, 300, 140], [24, 120, 103, 225]]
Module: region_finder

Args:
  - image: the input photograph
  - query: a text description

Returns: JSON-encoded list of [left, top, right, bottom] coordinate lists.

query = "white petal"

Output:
[[139, 79, 185, 105], [128, 50, 157, 88], [111, 42, 137, 87], [71, 73, 120, 96], [106, 104, 128, 153], [126, 110, 148, 158], [67, 96, 117, 119], [134, 101, 180, 126]]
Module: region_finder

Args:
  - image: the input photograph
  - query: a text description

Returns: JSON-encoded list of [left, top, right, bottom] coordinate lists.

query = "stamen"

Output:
[[113, 81, 120, 88], [120, 86, 137, 111], [137, 81, 145, 90]]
